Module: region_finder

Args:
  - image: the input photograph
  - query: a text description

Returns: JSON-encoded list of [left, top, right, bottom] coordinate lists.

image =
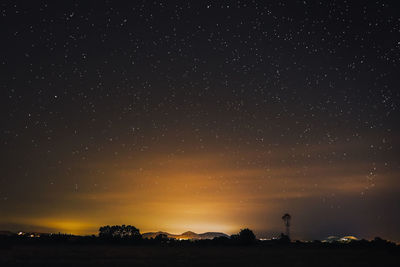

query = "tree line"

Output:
[[0, 225, 397, 249]]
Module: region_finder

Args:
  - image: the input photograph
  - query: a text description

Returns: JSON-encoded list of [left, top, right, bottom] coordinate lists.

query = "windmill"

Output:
[[282, 213, 291, 238]]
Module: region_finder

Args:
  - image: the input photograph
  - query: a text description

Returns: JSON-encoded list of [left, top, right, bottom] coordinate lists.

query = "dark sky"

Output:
[[1, 1, 399, 241]]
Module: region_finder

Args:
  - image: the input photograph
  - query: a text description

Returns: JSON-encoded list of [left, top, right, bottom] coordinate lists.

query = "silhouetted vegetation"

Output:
[[154, 233, 169, 242], [1, 229, 399, 266], [1, 228, 398, 250], [99, 225, 141, 240], [1, 233, 399, 267], [230, 228, 256, 244]]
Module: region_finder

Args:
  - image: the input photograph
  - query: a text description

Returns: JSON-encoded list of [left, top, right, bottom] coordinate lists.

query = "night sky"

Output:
[[1, 1, 399, 241]]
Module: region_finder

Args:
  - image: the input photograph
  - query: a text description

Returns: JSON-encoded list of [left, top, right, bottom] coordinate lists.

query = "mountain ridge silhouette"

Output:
[[142, 231, 229, 240]]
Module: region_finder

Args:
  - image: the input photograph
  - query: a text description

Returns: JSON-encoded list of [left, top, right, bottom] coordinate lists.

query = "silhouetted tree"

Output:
[[371, 236, 393, 247], [230, 234, 239, 240], [373, 237, 384, 243], [99, 225, 112, 238], [237, 228, 256, 244], [99, 225, 141, 239], [155, 233, 169, 242]]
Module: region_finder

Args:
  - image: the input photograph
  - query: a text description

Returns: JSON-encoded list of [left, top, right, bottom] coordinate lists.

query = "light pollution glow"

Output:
[[1, 0, 399, 244], [1, 140, 398, 240]]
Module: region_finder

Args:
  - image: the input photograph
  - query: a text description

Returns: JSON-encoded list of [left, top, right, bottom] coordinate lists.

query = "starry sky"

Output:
[[1, 1, 399, 241]]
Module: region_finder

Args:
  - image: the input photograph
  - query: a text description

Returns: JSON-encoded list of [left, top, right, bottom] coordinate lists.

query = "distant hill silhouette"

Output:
[[142, 231, 229, 240]]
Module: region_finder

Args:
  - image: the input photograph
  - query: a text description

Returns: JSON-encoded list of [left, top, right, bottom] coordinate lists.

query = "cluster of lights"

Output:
[[17, 231, 40, 238]]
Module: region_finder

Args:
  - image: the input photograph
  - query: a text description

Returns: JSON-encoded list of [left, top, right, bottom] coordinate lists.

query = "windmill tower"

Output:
[[282, 213, 291, 238]]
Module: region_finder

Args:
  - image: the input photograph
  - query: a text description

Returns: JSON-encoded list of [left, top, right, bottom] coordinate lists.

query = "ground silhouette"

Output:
[[0, 227, 398, 266]]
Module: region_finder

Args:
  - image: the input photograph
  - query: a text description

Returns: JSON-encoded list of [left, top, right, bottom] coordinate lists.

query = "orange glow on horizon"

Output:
[[1, 144, 395, 237]]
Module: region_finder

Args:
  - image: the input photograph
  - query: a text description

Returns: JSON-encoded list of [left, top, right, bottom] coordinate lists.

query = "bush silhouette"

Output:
[[155, 233, 169, 242], [99, 225, 141, 240], [236, 228, 256, 244]]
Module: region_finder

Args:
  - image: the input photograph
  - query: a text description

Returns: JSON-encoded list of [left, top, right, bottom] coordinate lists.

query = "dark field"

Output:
[[0, 245, 398, 267]]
